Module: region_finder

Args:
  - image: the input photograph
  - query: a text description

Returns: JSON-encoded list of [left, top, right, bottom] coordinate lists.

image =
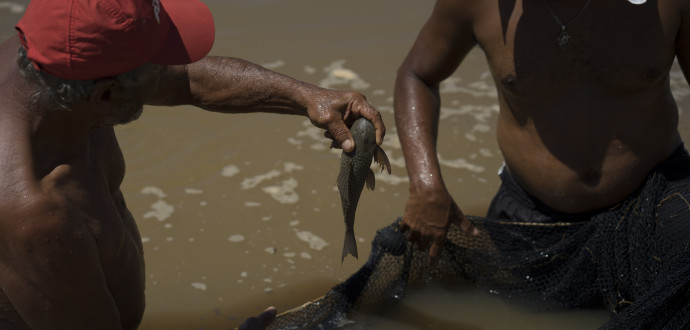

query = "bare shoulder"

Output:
[[399, 0, 487, 83]]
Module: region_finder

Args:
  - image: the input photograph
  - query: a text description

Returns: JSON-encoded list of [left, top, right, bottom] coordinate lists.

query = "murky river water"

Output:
[[1, 1, 689, 329]]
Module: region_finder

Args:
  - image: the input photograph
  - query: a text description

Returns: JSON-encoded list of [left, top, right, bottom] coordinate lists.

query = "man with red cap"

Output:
[[0, 0, 385, 329]]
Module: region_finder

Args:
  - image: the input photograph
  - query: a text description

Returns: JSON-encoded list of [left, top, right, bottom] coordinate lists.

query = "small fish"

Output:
[[337, 118, 391, 262]]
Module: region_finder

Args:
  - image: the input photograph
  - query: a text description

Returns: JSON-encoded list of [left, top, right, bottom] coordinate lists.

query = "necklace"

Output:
[[544, 0, 592, 49]]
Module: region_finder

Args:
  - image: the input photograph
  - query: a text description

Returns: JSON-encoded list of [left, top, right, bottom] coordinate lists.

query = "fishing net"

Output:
[[268, 167, 690, 330]]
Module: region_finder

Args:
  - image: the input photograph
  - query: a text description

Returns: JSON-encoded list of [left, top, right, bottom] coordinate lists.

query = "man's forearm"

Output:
[[394, 71, 446, 193], [185, 56, 313, 115]]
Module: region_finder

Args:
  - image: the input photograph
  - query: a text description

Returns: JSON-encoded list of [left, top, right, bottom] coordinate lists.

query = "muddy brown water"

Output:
[[1, 1, 689, 329]]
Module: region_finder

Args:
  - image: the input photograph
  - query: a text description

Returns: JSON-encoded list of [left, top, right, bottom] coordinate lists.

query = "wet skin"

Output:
[[0, 35, 384, 329], [395, 0, 690, 263]]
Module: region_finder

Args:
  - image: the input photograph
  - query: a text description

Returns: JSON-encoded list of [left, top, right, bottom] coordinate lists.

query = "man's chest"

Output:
[[473, 0, 679, 96]]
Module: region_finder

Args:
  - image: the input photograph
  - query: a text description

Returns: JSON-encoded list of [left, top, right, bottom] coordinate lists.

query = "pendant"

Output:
[[557, 30, 571, 49]]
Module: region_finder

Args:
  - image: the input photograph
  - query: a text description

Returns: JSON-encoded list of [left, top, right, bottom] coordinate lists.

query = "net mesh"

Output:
[[269, 171, 690, 330]]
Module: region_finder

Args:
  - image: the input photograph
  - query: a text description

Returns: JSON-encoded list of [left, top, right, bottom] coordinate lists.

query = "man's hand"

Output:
[[306, 90, 385, 153], [237, 306, 277, 330], [400, 190, 478, 265]]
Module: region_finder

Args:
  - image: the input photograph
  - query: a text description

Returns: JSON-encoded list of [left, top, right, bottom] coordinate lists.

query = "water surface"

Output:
[[1, 1, 688, 329]]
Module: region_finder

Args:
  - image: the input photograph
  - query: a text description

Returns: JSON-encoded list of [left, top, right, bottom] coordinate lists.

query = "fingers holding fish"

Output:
[[341, 91, 386, 146], [305, 89, 386, 153], [355, 104, 385, 146]]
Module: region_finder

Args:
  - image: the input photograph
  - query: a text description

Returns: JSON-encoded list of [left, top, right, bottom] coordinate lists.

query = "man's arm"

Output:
[[394, 0, 479, 264], [147, 57, 384, 152], [677, 1, 690, 84]]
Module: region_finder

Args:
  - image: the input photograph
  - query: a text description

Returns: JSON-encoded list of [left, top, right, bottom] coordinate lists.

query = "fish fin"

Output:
[[341, 230, 358, 262], [337, 163, 350, 203], [365, 168, 375, 190], [374, 146, 392, 174]]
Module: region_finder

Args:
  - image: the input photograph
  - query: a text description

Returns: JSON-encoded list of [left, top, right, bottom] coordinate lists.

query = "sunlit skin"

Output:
[[395, 0, 690, 264], [0, 35, 384, 329]]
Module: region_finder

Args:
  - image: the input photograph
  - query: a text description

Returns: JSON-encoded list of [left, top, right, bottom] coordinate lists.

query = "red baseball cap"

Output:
[[15, 0, 215, 80]]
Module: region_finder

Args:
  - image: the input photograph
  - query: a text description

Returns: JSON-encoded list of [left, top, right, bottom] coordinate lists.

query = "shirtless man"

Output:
[[0, 0, 384, 329], [395, 0, 689, 262]]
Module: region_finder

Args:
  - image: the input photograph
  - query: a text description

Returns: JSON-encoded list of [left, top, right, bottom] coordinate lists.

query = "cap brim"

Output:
[[150, 0, 215, 65]]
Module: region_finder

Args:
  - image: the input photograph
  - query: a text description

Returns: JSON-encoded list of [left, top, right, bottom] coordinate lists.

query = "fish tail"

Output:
[[341, 230, 358, 262]]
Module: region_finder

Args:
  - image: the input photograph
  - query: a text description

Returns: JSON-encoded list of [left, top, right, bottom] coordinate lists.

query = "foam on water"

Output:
[[191, 282, 207, 291], [143, 200, 175, 221], [0, 2, 24, 14], [319, 60, 370, 90], [141, 186, 167, 198], [184, 188, 203, 194], [228, 234, 245, 243], [262, 177, 299, 204], [437, 154, 485, 173], [294, 230, 329, 250], [241, 170, 281, 189], [221, 165, 240, 177]]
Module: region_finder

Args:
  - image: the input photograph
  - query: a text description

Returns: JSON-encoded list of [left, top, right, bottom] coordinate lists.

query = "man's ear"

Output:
[[89, 78, 123, 116]]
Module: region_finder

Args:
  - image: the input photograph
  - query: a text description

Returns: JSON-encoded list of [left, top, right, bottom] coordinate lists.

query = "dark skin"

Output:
[[0, 35, 384, 329], [395, 0, 690, 264]]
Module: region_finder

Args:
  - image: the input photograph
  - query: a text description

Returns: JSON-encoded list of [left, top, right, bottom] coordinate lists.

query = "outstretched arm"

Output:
[[677, 1, 690, 85], [394, 0, 479, 264], [147, 57, 384, 152]]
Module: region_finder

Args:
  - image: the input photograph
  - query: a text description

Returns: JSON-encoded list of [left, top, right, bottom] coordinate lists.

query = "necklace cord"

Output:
[[545, 0, 591, 48], [545, 0, 592, 31]]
